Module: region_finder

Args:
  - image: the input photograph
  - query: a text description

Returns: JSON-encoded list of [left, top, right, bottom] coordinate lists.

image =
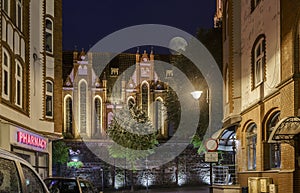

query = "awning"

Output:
[[268, 116, 300, 143], [211, 126, 236, 151]]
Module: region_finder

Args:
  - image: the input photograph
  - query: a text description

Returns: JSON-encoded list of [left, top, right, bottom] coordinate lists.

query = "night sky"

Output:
[[62, 0, 216, 52]]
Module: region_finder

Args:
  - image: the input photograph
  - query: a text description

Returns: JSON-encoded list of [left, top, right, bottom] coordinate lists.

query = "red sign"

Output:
[[17, 131, 47, 149]]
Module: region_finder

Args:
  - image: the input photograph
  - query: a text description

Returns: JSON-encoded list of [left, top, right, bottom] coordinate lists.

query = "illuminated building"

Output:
[[0, 0, 62, 177]]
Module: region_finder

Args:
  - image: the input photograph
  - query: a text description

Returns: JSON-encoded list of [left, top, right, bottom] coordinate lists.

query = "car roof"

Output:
[[44, 177, 89, 181], [0, 148, 29, 164], [0, 148, 50, 192]]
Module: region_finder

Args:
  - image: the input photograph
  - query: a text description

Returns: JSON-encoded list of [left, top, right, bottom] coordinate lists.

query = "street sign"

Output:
[[205, 138, 218, 151], [205, 152, 218, 162]]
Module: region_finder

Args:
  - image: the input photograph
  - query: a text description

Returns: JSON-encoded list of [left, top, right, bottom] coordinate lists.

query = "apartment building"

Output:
[[0, 0, 62, 177]]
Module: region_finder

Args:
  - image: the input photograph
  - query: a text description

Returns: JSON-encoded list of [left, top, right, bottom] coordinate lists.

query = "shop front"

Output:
[[0, 123, 51, 178]]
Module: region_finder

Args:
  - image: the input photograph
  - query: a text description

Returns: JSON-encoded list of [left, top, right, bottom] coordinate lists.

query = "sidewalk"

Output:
[[104, 185, 210, 193]]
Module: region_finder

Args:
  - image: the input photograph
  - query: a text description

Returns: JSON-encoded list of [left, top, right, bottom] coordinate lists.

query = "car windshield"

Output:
[[44, 179, 80, 193]]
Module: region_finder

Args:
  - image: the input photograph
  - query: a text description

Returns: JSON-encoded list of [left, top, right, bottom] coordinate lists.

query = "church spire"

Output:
[[150, 47, 154, 61], [136, 47, 140, 63]]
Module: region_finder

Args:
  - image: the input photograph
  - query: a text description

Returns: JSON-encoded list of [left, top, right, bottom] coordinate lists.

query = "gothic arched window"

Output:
[[141, 82, 149, 115], [65, 96, 73, 135], [79, 81, 87, 134], [155, 98, 164, 135], [94, 97, 102, 135], [127, 97, 135, 109]]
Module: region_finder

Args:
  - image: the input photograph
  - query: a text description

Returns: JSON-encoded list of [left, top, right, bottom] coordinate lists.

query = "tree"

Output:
[[164, 87, 181, 135], [164, 27, 222, 150], [164, 54, 209, 141], [106, 105, 158, 191], [52, 140, 69, 176], [196, 27, 223, 70]]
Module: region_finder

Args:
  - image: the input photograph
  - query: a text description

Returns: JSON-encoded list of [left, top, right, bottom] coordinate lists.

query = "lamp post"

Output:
[[100, 168, 104, 193], [191, 90, 213, 193], [145, 158, 149, 193]]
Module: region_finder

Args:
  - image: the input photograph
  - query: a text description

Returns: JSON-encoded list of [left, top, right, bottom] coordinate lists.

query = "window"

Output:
[[2, 0, 9, 15], [127, 98, 135, 109], [141, 83, 149, 115], [247, 123, 257, 170], [252, 35, 266, 88], [16, 0, 22, 30], [46, 81, 53, 118], [155, 98, 164, 135], [251, 0, 261, 12], [267, 112, 281, 169], [15, 61, 23, 107], [110, 68, 119, 77], [79, 81, 87, 133], [2, 50, 10, 100], [21, 164, 46, 193], [0, 158, 22, 192], [107, 112, 113, 126], [94, 97, 102, 135], [225, 1, 229, 38], [45, 18, 53, 53], [65, 96, 73, 134]]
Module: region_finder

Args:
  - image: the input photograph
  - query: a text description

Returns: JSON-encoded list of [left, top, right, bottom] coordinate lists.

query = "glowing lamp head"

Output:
[[191, 91, 203, 100]]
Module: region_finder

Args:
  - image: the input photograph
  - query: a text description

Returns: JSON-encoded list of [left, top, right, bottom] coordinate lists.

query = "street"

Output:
[[105, 185, 210, 193]]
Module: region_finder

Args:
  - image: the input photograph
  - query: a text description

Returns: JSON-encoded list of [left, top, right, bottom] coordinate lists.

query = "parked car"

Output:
[[0, 148, 50, 193], [44, 177, 99, 193]]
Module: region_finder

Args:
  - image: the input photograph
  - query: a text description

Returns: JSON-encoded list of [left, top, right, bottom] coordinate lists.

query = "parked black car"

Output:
[[0, 148, 50, 193], [44, 177, 99, 193]]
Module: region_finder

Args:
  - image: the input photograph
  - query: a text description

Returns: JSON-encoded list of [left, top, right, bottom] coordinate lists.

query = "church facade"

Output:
[[62, 49, 170, 140]]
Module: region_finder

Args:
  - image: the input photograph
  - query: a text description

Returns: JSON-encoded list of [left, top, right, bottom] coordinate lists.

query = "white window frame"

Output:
[[45, 80, 53, 118], [45, 18, 53, 53], [254, 38, 264, 87], [16, 0, 23, 30], [15, 61, 22, 107], [155, 97, 165, 136], [94, 96, 103, 135], [2, 49, 10, 100], [247, 123, 257, 170], [2, 0, 10, 15]]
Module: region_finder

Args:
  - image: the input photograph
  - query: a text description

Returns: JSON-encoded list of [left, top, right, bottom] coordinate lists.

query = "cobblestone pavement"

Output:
[[104, 185, 210, 193]]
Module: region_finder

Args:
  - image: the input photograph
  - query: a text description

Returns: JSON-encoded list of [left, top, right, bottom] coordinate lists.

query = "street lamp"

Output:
[[191, 91, 203, 100]]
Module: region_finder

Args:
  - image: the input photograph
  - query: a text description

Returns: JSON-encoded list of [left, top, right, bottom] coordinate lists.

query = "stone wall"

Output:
[[53, 141, 210, 190]]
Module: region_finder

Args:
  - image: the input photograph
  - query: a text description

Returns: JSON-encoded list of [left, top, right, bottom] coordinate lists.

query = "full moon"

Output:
[[168, 36, 188, 55]]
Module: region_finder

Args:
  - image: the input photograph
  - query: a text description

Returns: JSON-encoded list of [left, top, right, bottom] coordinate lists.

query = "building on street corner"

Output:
[[211, 0, 300, 193], [0, 0, 63, 177]]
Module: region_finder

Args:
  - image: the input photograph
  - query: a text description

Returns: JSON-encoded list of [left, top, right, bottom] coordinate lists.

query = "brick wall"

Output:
[[53, 0, 63, 133]]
